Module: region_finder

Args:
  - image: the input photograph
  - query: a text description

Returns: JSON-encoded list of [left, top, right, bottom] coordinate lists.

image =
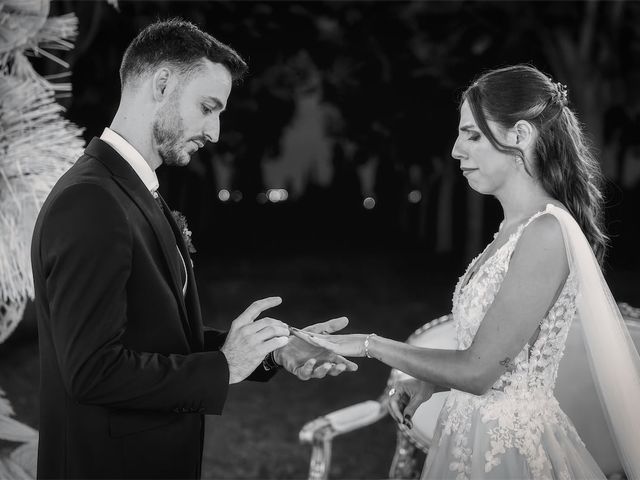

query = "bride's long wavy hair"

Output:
[[462, 64, 608, 264]]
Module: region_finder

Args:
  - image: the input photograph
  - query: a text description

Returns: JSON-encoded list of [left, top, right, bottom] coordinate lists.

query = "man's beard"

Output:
[[152, 93, 189, 167]]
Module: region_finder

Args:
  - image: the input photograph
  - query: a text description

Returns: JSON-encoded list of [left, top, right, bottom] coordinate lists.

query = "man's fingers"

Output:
[[234, 297, 282, 326], [246, 317, 289, 337], [327, 363, 347, 376], [254, 325, 290, 343], [260, 335, 289, 355], [295, 359, 316, 381], [304, 316, 348, 334], [310, 362, 334, 379], [330, 354, 358, 371]]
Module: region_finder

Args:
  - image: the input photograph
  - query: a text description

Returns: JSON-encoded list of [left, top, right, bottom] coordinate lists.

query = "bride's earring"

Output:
[[515, 156, 524, 167]]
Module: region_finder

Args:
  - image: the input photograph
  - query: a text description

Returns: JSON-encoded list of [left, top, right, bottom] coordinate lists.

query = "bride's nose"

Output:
[[451, 135, 465, 161]]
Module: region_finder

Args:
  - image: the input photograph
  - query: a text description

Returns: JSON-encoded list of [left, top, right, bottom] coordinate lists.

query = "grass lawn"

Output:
[[1, 250, 638, 479]]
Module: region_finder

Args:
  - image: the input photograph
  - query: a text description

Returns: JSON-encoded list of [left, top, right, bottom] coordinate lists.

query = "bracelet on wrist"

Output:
[[364, 333, 377, 358]]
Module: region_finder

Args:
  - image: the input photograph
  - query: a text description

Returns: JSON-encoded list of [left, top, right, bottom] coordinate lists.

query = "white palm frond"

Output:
[[0, 52, 82, 308], [0, 1, 85, 476], [27, 13, 78, 69], [0, 415, 38, 443], [0, 390, 38, 479], [0, 1, 84, 316], [0, 300, 26, 343], [9, 440, 37, 478], [0, 1, 49, 57], [0, 456, 32, 480], [0, 389, 37, 442], [0, 387, 15, 416], [0, 390, 38, 440]]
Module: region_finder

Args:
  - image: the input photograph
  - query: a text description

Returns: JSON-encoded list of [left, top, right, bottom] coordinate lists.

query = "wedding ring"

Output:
[[388, 387, 396, 397]]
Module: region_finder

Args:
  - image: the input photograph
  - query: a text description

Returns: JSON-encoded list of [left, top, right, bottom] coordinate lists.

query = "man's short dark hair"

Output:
[[119, 18, 248, 88]]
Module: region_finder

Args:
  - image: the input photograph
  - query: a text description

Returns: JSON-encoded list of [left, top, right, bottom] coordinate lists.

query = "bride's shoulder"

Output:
[[526, 212, 563, 242], [514, 213, 568, 273]]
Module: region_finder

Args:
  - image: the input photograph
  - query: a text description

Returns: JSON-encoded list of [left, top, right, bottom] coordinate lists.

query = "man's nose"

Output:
[[204, 117, 220, 144]]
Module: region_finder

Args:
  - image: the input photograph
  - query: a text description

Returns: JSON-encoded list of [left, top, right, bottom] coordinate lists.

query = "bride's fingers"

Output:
[[301, 333, 334, 349], [389, 392, 404, 423], [402, 393, 428, 429], [303, 317, 349, 334]]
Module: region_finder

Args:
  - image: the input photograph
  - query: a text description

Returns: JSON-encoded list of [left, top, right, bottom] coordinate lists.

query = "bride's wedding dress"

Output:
[[422, 206, 606, 480]]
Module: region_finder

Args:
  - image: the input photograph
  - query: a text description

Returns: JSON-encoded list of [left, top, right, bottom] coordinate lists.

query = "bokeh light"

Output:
[[363, 197, 376, 210], [408, 190, 422, 204], [266, 189, 288, 203], [218, 189, 230, 202]]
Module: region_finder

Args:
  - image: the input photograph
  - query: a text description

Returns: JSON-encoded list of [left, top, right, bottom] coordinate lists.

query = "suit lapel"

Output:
[[157, 195, 204, 349], [85, 138, 195, 344]]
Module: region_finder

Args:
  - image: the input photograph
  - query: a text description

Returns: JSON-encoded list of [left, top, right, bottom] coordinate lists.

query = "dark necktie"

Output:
[[151, 190, 187, 294], [152, 191, 164, 212]]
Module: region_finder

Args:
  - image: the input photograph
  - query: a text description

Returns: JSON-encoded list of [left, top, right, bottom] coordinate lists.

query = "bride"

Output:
[[302, 65, 640, 479]]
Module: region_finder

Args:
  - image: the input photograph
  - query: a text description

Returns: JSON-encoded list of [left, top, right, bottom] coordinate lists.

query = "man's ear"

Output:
[[513, 120, 535, 150], [151, 67, 172, 101]]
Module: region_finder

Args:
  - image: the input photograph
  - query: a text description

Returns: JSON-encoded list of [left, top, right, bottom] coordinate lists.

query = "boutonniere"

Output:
[[170, 210, 197, 254]]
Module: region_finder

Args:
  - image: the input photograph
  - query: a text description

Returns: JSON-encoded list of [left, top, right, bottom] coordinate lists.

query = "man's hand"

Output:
[[388, 378, 436, 429], [221, 297, 290, 384], [273, 317, 358, 380]]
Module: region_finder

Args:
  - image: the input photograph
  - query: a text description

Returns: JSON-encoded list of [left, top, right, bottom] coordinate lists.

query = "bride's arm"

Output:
[[368, 214, 569, 395]]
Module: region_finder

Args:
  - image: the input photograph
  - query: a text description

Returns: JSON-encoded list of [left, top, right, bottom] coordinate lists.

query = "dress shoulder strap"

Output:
[[502, 205, 557, 260]]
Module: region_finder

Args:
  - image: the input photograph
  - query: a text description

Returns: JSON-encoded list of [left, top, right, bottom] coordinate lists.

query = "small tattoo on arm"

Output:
[[499, 357, 515, 372]]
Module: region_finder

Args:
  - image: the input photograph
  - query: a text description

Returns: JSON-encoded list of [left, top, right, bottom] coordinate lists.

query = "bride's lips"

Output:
[[461, 167, 478, 176]]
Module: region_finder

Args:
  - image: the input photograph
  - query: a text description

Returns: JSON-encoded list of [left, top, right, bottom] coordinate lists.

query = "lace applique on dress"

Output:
[[433, 209, 586, 480]]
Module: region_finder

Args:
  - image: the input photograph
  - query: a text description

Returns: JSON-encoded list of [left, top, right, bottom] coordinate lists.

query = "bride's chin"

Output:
[[466, 180, 493, 196]]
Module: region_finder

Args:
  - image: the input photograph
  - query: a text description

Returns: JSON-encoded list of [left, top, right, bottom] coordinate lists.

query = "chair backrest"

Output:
[[387, 310, 640, 476], [387, 314, 456, 452]]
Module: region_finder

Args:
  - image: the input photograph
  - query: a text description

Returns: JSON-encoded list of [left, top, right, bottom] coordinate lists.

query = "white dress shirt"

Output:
[[100, 128, 159, 192], [100, 128, 188, 296]]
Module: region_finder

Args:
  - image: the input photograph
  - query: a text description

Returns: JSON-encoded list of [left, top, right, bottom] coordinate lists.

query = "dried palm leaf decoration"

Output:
[[1, 0, 87, 476], [0, 0, 83, 343]]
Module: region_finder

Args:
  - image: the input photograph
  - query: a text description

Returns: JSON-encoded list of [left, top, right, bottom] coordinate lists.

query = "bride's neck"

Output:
[[495, 179, 554, 229]]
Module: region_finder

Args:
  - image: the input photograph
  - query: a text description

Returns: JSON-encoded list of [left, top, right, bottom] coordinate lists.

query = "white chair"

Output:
[[299, 303, 640, 480]]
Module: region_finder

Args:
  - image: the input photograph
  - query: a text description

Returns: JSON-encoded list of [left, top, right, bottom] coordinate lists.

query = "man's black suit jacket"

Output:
[[31, 138, 274, 479]]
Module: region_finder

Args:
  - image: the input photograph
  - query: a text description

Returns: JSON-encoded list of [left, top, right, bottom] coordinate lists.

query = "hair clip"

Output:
[[551, 81, 569, 107]]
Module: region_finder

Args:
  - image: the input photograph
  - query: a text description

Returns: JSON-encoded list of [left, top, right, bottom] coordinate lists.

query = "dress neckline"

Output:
[[459, 203, 556, 292]]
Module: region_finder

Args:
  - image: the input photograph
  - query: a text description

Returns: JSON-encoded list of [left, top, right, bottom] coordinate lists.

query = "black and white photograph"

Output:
[[1, 1, 639, 479]]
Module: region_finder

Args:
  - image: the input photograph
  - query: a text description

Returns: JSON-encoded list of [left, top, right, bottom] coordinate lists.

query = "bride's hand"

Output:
[[388, 378, 436, 429], [295, 332, 368, 357]]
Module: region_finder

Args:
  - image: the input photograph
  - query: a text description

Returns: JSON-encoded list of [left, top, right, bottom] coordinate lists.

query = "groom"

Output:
[[31, 19, 356, 479]]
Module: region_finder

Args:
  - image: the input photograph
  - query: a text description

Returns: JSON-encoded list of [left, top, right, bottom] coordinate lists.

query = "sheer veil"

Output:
[[547, 204, 640, 478]]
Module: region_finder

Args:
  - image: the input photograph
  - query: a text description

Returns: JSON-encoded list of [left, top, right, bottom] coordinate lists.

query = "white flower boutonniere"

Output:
[[170, 210, 196, 254]]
